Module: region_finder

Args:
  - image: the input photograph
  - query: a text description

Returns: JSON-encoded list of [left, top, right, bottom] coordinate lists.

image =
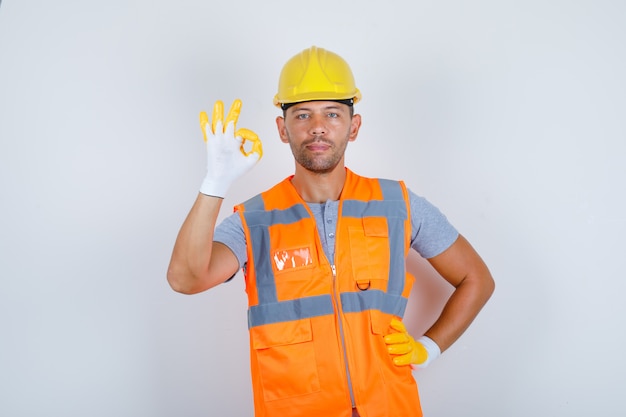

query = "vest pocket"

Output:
[[348, 217, 390, 288], [251, 319, 320, 401], [369, 308, 393, 336], [369, 309, 399, 373]]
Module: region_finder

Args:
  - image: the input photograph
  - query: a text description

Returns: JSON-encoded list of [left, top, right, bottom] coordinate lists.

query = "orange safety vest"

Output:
[[235, 169, 422, 417]]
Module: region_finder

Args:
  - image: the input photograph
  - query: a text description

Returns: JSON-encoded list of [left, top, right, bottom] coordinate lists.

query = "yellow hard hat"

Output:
[[273, 46, 361, 108]]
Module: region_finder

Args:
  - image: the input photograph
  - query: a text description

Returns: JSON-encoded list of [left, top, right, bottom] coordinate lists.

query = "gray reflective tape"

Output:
[[377, 180, 408, 296], [341, 199, 407, 219], [243, 203, 312, 304], [243, 204, 310, 227], [386, 217, 406, 296], [250, 228, 277, 304], [248, 294, 335, 328], [242, 193, 266, 212], [340, 181, 408, 297], [379, 178, 405, 201], [340, 290, 408, 317]]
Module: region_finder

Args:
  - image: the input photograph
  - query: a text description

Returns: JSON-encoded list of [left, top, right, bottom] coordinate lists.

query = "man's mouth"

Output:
[[305, 139, 332, 152]]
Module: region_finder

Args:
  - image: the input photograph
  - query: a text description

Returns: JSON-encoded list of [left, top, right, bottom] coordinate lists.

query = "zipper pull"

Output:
[[331, 264, 336, 277]]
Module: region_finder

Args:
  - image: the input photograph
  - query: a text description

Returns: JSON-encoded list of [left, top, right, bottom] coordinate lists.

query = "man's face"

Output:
[[276, 101, 361, 174]]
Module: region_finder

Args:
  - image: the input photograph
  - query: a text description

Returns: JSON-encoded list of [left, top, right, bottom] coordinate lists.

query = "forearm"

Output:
[[423, 272, 494, 352], [423, 235, 495, 352], [167, 193, 224, 294]]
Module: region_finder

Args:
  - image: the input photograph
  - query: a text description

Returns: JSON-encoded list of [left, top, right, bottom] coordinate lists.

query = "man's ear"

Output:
[[276, 116, 289, 143], [349, 114, 362, 142]]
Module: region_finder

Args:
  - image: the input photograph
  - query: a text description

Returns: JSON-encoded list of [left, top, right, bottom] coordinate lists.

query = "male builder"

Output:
[[167, 46, 495, 417]]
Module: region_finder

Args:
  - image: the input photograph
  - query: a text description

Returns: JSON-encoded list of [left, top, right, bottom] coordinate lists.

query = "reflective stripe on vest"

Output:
[[242, 177, 409, 329]]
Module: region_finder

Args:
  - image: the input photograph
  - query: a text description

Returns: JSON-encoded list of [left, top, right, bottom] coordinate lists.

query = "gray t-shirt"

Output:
[[214, 188, 459, 270]]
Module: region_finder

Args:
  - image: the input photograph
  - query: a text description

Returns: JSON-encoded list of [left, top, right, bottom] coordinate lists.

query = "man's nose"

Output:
[[309, 114, 327, 135]]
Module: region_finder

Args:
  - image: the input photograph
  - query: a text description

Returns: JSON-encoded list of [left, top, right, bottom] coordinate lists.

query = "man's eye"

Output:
[[296, 113, 309, 120], [327, 113, 338, 118]]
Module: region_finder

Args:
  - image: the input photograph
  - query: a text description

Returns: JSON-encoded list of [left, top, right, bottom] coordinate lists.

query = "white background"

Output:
[[1, 0, 625, 416]]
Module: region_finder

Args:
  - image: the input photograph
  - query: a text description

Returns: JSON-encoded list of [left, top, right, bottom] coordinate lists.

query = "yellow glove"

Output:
[[198, 99, 263, 197], [384, 318, 440, 368]]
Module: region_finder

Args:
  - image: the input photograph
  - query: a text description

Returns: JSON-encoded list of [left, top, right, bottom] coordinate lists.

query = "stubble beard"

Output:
[[287, 134, 350, 174]]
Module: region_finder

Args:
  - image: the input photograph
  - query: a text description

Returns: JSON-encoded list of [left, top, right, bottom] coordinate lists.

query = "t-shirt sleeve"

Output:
[[213, 211, 247, 269], [408, 189, 459, 259]]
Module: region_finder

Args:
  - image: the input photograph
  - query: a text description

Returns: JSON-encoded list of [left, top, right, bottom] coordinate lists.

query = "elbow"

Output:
[[481, 270, 496, 302], [167, 268, 203, 295], [166, 264, 222, 294], [460, 267, 495, 305]]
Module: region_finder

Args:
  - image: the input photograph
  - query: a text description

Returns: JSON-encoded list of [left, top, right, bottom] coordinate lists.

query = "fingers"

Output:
[[389, 318, 407, 333], [386, 334, 414, 366], [392, 353, 412, 366], [385, 319, 409, 346], [387, 341, 412, 355], [384, 332, 409, 345], [236, 127, 258, 143], [208, 99, 241, 135], [201, 100, 261, 163], [250, 138, 263, 159], [385, 318, 427, 367], [236, 128, 263, 159], [385, 331, 412, 354], [211, 100, 224, 134], [225, 99, 242, 129], [199, 111, 209, 142], [385, 318, 413, 365]]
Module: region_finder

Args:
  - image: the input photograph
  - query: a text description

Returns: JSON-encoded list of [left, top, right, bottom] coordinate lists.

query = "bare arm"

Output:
[[167, 193, 240, 294], [423, 234, 495, 352], [167, 99, 261, 294]]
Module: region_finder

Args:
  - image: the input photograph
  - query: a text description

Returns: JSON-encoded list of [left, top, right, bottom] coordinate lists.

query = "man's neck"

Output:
[[290, 165, 347, 203]]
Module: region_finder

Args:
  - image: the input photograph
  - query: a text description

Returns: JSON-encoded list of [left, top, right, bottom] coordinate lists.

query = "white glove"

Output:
[[413, 335, 441, 369], [199, 99, 263, 198]]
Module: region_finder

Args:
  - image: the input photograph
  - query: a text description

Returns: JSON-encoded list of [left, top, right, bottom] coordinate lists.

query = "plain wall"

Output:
[[1, 0, 625, 416]]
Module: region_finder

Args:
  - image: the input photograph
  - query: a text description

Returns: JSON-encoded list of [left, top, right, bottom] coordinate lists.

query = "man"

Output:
[[167, 46, 494, 417]]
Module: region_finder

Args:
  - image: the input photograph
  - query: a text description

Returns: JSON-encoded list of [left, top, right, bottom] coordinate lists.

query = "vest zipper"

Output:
[[331, 264, 356, 409]]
